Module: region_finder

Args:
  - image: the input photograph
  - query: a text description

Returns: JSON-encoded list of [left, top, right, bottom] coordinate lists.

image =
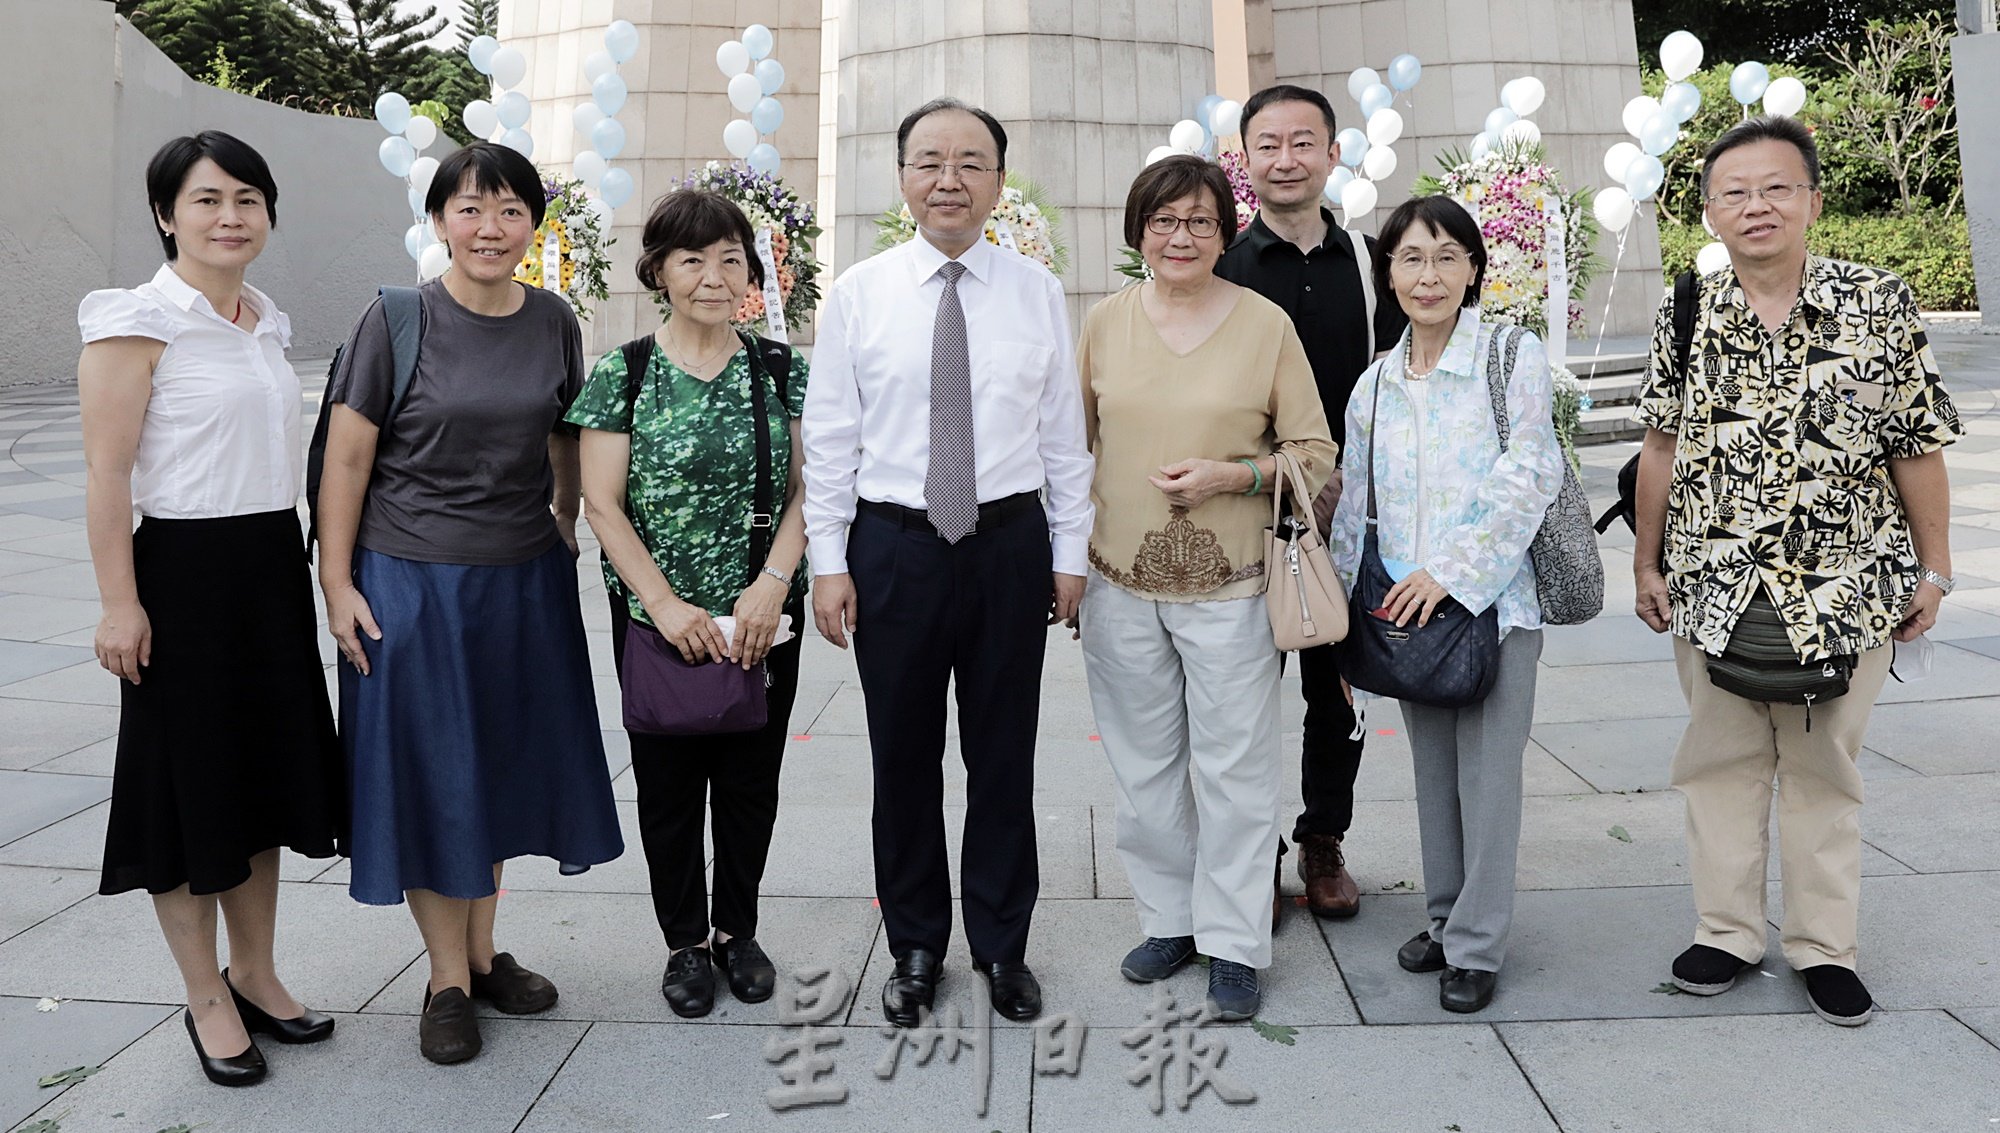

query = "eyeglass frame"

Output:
[[899, 160, 999, 183], [1143, 213, 1224, 239], [1705, 182, 1817, 209], [1387, 245, 1476, 275]]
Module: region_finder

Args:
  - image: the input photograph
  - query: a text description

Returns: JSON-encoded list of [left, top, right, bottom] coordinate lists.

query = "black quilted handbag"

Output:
[[1335, 370, 1501, 709]]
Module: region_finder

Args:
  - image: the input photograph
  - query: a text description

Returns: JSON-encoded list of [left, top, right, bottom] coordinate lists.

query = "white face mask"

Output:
[[1891, 633, 1934, 683]]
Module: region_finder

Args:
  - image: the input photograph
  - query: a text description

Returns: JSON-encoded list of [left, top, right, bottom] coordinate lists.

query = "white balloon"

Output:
[[716, 40, 749, 78], [403, 114, 438, 151], [1764, 75, 1808, 118], [1339, 177, 1378, 218], [591, 117, 627, 159], [1603, 142, 1642, 183], [573, 150, 606, 188], [1362, 144, 1397, 181], [407, 155, 440, 193], [724, 119, 759, 158], [1470, 133, 1493, 161], [604, 19, 640, 64], [1146, 145, 1178, 166], [1366, 107, 1404, 148], [1622, 95, 1662, 139], [1696, 241, 1732, 275], [1592, 186, 1634, 233], [404, 223, 427, 260], [1346, 67, 1381, 102], [1325, 165, 1355, 200], [755, 58, 786, 95], [374, 91, 411, 135], [1210, 98, 1242, 138], [1502, 76, 1546, 118], [584, 50, 615, 83], [746, 142, 781, 176], [498, 128, 534, 158], [1484, 107, 1518, 137], [599, 167, 634, 209], [728, 72, 763, 114], [419, 242, 450, 281], [489, 46, 527, 90], [467, 35, 499, 75], [378, 135, 416, 177], [572, 102, 604, 135], [593, 72, 629, 116], [407, 185, 425, 216], [1169, 118, 1206, 154], [1661, 30, 1704, 81], [1502, 118, 1541, 147], [741, 23, 774, 61], [587, 197, 615, 233], [495, 90, 531, 130]]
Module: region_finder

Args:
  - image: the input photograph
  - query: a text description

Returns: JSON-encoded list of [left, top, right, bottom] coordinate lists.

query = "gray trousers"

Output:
[[1398, 627, 1542, 973]]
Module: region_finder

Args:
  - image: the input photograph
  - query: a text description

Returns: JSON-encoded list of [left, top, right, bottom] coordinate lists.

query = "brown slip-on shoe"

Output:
[[468, 952, 558, 1015], [419, 987, 482, 1065], [1298, 833, 1360, 919]]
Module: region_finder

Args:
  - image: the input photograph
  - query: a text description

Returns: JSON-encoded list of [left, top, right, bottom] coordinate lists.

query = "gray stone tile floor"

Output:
[[2, 340, 1999, 1130]]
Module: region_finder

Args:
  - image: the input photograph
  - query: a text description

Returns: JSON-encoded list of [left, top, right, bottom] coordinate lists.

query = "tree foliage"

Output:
[[290, 0, 447, 108], [1631, 0, 1957, 67], [1817, 20, 1960, 214], [124, 0, 317, 98]]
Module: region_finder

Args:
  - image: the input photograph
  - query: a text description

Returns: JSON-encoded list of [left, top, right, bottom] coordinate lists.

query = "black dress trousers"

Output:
[[847, 498, 1050, 965], [1294, 641, 1366, 841]]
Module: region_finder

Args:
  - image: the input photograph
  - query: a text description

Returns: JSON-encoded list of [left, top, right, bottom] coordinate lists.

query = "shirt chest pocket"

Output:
[[972, 341, 1053, 419], [1801, 359, 1888, 473]]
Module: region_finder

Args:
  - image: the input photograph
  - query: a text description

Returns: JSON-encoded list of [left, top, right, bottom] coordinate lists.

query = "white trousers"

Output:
[[1080, 573, 1283, 969]]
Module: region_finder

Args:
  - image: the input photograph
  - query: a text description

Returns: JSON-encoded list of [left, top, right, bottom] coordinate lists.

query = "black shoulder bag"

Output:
[[1596, 269, 1699, 535]]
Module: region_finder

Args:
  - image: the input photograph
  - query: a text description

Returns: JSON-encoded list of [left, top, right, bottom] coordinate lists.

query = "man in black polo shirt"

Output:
[[1216, 84, 1406, 920]]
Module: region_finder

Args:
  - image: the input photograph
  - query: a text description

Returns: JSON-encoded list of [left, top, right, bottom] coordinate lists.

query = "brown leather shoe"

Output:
[[1298, 833, 1360, 919]]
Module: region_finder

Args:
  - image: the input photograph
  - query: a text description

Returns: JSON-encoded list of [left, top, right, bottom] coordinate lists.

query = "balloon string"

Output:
[[1589, 221, 1634, 374]]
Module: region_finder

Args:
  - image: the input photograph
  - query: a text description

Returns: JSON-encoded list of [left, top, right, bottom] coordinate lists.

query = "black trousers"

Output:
[[608, 591, 804, 952], [1293, 640, 1366, 841], [848, 498, 1050, 964]]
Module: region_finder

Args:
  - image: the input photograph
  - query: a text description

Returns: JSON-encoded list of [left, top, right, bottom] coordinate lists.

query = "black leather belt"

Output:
[[857, 491, 1040, 534]]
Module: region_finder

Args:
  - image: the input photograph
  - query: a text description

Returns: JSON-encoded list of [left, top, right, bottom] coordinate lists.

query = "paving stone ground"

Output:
[[2, 339, 1997, 1131]]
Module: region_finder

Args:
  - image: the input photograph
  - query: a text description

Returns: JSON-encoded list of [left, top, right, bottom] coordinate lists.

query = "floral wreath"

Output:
[[651, 162, 822, 332], [514, 174, 613, 321], [1115, 150, 1258, 282], [873, 173, 1069, 276]]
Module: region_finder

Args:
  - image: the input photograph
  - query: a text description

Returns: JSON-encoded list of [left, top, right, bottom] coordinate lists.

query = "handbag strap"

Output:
[[1482, 325, 1527, 452], [740, 331, 777, 589], [1364, 359, 1384, 528]]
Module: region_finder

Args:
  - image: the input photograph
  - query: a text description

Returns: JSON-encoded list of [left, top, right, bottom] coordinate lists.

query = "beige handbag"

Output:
[[1264, 451, 1349, 651]]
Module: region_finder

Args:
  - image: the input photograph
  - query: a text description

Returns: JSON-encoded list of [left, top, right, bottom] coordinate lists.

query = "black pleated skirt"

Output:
[[99, 509, 347, 896]]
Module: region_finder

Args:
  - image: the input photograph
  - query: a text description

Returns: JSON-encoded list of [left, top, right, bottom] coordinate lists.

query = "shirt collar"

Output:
[[906, 229, 996, 286], [1716, 254, 1837, 316], [149, 262, 277, 334], [1381, 308, 1482, 379], [1234, 207, 1347, 260]]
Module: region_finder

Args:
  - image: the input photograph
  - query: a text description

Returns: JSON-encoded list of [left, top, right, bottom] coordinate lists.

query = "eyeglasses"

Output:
[[901, 161, 996, 182], [1707, 183, 1815, 208], [1389, 248, 1473, 275], [1144, 214, 1222, 239]]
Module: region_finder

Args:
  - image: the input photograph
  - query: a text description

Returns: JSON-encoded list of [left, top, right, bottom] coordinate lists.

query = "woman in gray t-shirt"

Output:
[[316, 143, 623, 1067]]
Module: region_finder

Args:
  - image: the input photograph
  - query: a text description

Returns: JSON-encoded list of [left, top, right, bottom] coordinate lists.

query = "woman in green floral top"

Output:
[[567, 190, 809, 1020]]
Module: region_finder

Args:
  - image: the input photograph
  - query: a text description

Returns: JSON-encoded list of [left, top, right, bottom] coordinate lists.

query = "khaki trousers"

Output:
[[1669, 636, 1892, 970]]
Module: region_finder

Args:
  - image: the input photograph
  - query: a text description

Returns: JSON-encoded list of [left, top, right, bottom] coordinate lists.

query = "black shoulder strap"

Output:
[[1672, 269, 1699, 382], [619, 334, 654, 410], [378, 285, 423, 422], [740, 332, 777, 587]]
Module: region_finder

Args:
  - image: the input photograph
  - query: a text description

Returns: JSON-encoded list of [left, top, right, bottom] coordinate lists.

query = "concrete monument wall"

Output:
[[1953, 33, 2000, 318], [0, 0, 409, 388]]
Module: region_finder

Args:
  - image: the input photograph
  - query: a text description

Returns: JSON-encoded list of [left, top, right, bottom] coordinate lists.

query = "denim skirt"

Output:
[[340, 541, 623, 905]]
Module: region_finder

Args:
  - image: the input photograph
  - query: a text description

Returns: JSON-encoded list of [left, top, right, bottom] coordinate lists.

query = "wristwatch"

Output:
[[1918, 566, 1954, 595]]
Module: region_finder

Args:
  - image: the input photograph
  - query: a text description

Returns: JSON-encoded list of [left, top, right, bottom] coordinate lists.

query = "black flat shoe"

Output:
[[468, 952, 558, 1015], [419, 986, 482, 1065], [881, 948, 941, 1028], [1439, 966, 1497, 1014], [184, 1007, 266, 1087], [1397, 931, 1446, 973], [224, 969, 334, 1044], [662, 948, 716, 1018], [976, 961, 1042, 1022], [714, 937, 777, 1004]]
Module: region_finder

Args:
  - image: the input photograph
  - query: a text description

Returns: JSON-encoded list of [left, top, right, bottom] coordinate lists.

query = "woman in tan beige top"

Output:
[[1075, 154, 1336, 1021]]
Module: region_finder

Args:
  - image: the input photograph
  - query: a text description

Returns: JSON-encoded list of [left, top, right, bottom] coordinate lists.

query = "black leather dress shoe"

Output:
[[1439, 966, 1497, 1014], [662, 948, 716, 1018], [881, 948, 941, 1028], [714, 937, 777, 1004], [224, 969, 335, 1044], [419, 986, 482, 1065], [977, 962, 1043, 1022], [468, 952, 559, 1015], [1397, 931, 1446, 974], [184, 1008, 266, 1087]]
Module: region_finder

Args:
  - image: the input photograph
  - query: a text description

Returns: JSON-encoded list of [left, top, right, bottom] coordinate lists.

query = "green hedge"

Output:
[[1654, 212, 1976, 311]]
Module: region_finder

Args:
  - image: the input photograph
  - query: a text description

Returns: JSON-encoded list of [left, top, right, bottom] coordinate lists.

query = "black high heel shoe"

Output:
[[224, 969, 335, 1044], [184, 1007, 267, 1087]]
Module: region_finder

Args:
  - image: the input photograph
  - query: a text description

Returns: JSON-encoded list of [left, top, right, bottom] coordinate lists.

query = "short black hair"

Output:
[[145, 131, 279, 260], [1123, 155, 1238, 252], [895, 97, 1008, 170], [634, 189, 765, 293], [1699, 114, 1821, 200], [425, 142, 547, 230], [1240, 84, 1338, 141], [1374, 196, 1488, 309]]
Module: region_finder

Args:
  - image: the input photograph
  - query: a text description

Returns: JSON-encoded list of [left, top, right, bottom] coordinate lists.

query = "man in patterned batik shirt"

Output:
[[1631, 116, 1961, 1027]]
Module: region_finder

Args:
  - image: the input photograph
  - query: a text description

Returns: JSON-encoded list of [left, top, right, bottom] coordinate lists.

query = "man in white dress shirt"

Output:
[[802, 98, 1094, 1028]]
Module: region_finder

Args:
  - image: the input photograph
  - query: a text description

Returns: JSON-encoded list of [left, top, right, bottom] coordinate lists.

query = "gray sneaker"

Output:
[[1205, 958, 1260, 1021], [1120, 936, 1197, 983]]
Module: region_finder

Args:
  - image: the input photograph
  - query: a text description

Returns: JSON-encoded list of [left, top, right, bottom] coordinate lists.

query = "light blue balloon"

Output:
[[755, 57, 786, 95], [374, 91, 411, 135], [1623, 153, 1665, 202], [1661, 81, 1702, 124], [1360, 83, 1393, 119], [747, 143, 781, 176], [1388, 53, 1422, 92], [1639, 110, 1679, 157], [378, 135, 415, 177], [467, 35, 498, 75], [1197, 94, 1222, 126], [1483, 107, 1518, 137], [751, 96, 784, 134], [599, 167, 634, 209], [1730, 61, 1770, 106], [404, 223, 426, 260], [742, 23, 774, 61], [591, 117, 627, 160], [1335, 127, 1369, 167], [593, 72, 628, 116], [604, 19, 639, 64]]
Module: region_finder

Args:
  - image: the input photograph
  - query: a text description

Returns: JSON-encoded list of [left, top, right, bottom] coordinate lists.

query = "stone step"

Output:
[[1576, 403, 1645, 444]]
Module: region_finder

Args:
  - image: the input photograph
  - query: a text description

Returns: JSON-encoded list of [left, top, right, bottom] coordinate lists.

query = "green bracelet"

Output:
[[1238, 458, 1263, 496]]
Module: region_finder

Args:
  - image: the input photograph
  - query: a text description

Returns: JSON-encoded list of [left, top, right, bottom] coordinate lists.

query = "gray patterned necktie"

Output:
[[924, 260, 977, 543]]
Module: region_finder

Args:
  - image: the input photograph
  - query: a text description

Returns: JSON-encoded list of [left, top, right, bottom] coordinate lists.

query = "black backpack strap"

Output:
[[740, 332, 777, 587], [377, 285, 423, 421], [1671, 269, 1699, 383], [619, 334, 655, 415], [753, 336, 793, 408]]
